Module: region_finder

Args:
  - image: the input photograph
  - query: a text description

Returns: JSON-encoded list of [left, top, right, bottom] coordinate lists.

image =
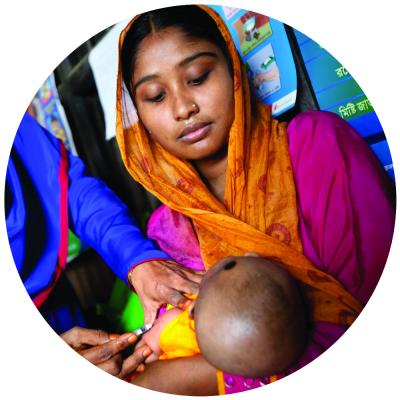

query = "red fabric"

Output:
[[33, 142, 69, 308]]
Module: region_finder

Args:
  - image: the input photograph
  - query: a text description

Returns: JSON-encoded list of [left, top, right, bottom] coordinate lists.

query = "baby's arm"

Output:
[[132, 355, 218, 395], [138, 307, 183, 363]]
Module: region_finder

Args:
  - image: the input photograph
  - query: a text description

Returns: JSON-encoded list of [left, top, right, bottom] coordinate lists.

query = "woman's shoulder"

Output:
[[288, 110, 348, 132], [286, 110, 363, 147]]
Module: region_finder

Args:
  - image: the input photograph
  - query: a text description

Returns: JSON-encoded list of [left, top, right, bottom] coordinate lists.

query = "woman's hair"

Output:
[[121, 5, 233, 102]]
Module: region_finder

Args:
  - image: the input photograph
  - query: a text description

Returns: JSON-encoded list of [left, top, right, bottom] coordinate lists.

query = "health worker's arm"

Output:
[[67, 150, 204, 324], [67, 150, 169, 283]]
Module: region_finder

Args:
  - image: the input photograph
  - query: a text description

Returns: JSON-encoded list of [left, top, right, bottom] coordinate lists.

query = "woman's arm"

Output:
[[287, 110, 395, 304], [132, 356, 218, 396]]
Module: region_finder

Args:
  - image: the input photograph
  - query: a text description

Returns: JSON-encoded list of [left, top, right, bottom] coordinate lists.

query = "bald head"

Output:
[[194, 256, 306, 377]]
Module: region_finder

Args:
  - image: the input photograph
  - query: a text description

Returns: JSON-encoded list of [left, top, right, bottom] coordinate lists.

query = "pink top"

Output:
[[147, 111, 395, 393]]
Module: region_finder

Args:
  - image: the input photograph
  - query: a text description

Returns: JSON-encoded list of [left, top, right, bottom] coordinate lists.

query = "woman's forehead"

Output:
[[133, 27, 222, 72]]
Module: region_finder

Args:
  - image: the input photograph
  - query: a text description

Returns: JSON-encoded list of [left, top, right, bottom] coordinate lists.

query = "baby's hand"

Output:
[[143, 350, 160, 364], [134, 337, 159, 364], [137, 308, 184, 364]]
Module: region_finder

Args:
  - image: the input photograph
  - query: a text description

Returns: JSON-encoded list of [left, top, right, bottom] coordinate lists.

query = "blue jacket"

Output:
[[5, 113, 168, 307]]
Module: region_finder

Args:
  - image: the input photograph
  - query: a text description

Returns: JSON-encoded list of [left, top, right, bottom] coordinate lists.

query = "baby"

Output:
[[136, 255, 306, 377]]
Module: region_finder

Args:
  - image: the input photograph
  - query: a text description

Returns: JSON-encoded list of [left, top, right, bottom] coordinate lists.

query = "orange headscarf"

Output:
[[116, 5, 362, 325]]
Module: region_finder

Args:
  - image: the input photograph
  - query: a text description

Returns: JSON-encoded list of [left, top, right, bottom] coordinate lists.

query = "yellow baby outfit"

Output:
[[159, 308, 200, 360]]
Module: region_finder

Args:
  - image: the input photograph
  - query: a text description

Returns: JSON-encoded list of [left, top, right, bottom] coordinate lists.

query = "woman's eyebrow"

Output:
[[178, 51, 218, 67], [133, 52, 217, 93], [133, 73, 159, 93]]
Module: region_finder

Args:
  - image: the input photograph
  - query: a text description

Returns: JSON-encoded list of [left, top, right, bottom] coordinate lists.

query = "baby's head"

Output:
[[193, 255, 306, 377]]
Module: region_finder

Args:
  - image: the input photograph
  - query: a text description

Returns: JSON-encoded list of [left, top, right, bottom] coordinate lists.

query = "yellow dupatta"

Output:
[[116, 5, 362, 326]]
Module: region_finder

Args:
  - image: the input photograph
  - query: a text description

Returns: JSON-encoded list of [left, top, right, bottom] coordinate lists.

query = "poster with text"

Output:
[[211, 5, 297, 116]]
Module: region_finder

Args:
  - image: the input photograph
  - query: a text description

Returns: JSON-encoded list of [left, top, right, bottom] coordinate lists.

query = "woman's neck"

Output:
[[192, 149, 228, 204]]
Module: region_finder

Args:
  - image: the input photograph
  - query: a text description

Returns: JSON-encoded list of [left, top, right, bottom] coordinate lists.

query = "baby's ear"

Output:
[[244, 252, 261, 257], [188, 301, 196, 320]]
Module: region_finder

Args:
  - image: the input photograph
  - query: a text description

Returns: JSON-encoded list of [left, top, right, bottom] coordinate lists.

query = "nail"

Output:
[[136, 364, 145, 373], [128, 334, 137, 344], [142, 347, 152, 357]]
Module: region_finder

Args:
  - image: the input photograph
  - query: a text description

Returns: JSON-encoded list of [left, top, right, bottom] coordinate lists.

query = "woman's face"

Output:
[[131, 27, 234, 161]]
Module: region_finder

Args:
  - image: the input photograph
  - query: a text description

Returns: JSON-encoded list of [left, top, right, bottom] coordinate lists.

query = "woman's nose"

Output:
[[172, 92, 199, 121]]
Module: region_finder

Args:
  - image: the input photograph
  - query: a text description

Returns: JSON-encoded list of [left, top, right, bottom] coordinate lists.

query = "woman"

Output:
[[116, 5, 395, 395]]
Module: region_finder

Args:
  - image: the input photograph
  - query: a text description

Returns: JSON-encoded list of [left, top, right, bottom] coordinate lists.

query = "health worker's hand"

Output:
[[128, 260, 204, 324], [60, 326, 152, 378]]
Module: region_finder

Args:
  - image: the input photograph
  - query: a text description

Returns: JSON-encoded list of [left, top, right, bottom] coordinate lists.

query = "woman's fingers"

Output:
[[117, 345, 153, 379], [79, 333, 137, 365], [61, 327, 151, 379], [135, 337, 145, 349], [164, 260, 205, 277], [165, 289, 192, 309], [167, 272, 201, 296], [131, 259, 205, 324], [166, 263, 205, 284], [96, 353, 124, 376], [142, 300, 161, 325], [142, 286, 192, 324], [132, 260, 204, 292], [60, 327, 110, 350], [159, 263, 204, 295]]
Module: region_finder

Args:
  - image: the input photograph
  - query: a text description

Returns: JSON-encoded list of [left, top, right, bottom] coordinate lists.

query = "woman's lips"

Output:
[[178, 122, 212, 143]]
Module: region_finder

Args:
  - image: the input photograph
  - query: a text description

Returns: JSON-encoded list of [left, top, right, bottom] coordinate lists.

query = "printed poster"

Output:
[[210, 5, 297, 116], [28, 73, 77, 154], [293, 28, 394, 180], [233, 11, 272, 57], [245, 43, 281, 98], [222, 6, 241, 20]]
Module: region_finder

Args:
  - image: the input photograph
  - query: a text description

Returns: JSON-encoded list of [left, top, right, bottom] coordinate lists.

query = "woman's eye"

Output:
[[188, 71, 210, 86], [147, 93, 165, 103]]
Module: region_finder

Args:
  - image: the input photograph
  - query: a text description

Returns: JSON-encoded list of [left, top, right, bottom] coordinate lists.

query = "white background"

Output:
[[1, 1, 399, 399]]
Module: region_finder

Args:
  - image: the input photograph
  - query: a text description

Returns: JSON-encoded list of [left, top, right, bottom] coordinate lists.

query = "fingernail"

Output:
[[142, 347, 152, 357], [136, 364, 145, 373], [109, 334, 119, 340], [128, 334, 137, 344], [179, 300, 191, 309]]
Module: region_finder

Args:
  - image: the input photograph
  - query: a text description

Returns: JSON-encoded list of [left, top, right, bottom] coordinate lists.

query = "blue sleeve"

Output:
[[67, 151, 170, 283]]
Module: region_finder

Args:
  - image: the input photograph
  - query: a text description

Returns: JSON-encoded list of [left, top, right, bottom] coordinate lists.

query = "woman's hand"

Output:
[[60, 326, 152, 378], [131, 356, 218, 395], [129, 260, 205, 324]]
